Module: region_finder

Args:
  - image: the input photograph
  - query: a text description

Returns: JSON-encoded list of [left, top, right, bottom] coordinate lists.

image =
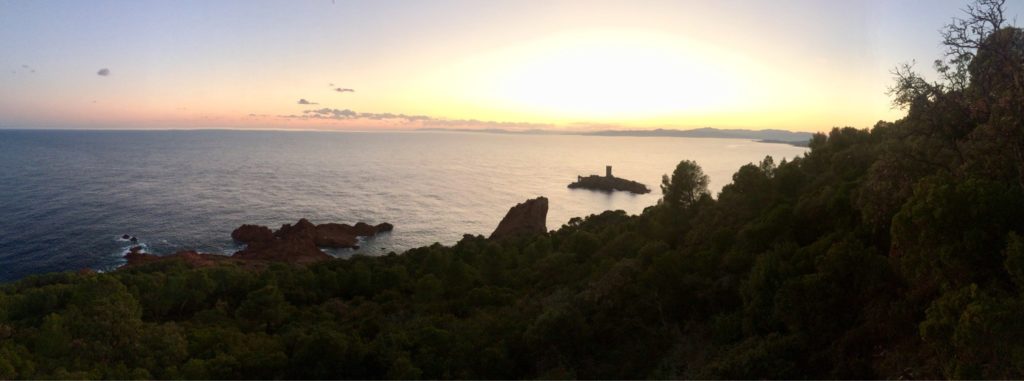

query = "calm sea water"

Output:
[[0, 129, 807, 282]]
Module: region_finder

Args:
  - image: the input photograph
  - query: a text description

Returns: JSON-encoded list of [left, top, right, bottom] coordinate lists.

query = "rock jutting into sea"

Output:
[[490, 196, 549, 240], [121, 195, 550, 269], [568, 166, 650, 194], [122, 218, 393, 267]]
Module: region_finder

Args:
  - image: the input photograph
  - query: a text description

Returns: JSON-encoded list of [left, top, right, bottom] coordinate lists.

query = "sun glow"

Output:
[[410, 30, 788, 126]]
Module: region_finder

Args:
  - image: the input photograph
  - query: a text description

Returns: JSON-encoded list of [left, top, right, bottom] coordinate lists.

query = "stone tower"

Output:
[[606, 165, 612, 178]]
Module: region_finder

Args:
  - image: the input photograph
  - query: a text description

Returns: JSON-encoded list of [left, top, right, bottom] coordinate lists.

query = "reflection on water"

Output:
[[0, 129, 807, 281]]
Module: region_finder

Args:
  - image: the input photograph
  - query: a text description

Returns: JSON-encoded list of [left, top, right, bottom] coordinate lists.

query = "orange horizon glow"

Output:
[[7, 1, 1014, 133]]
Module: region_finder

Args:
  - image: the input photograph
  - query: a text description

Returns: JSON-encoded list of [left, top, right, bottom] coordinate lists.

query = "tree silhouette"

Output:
[[660, 160, 709, 210]]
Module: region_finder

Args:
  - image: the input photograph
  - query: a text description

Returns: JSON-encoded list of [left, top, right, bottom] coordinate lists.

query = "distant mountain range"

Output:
[[419, 127, 814, 146]]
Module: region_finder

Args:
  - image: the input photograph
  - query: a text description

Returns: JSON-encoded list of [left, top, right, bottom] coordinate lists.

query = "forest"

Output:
[[1, 1, 1023, 378]]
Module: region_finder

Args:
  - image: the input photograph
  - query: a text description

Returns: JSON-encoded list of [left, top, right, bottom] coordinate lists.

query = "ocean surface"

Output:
[[0, 129, 807, 282]]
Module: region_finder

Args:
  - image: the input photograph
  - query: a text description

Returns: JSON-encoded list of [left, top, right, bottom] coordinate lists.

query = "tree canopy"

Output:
[[1, 0, 1023, 379]]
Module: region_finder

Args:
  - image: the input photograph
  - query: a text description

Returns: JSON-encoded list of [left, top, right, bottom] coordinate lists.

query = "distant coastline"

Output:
[[419, 127, 814, 146]]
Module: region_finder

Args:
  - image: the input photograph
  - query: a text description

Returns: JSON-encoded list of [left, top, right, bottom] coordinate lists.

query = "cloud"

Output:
[[97, 68, 110, 76], [297, 98, 319, 105], [278, 107, 552, 129], [334, 88, 355, 93]]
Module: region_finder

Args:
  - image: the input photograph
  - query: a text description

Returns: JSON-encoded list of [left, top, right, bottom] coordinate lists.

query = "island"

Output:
[[568, 166, 651, 194]]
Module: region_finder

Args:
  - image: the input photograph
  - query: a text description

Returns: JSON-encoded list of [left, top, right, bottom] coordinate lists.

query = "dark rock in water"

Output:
[[313, 221, 392, 248], [276, 218, 318, 242], [489, 197, 548, 240], [230, 218, 394, 261], [124, 250, 158, 266], [352, 222, 377, 236], [231, 224, 274, 244], [129, 236, 138, 243], [314, 223, 359, 248], [568, 174, 650, 194], [123, 249, 234, 269], [234, 219, 327, 263], [121, 234, 131, 240], [233, 234, 329, 264], [129, 245, 143, 254]]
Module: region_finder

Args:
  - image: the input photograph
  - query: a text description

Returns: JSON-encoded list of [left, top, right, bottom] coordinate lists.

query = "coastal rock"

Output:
[[123, 249, 233, 269], [124, 250, 159, 266], [235, 219, 328, 263], [121, 218, 395, 271], [313, 221, 392, 248], [231, 224, 274, 244], [121, 234, 131, 240], [275, 218, 318, 242], [233, 218, 393, 261], [489, 197, 548, 240], [232, 239, 329, 264], [568, 175, 650, 194], [353, 222, 377, 236], [314, 223, 359, 248]]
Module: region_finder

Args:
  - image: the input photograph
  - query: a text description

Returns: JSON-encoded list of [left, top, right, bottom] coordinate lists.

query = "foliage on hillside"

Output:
[[1, 1, 1022, 378]]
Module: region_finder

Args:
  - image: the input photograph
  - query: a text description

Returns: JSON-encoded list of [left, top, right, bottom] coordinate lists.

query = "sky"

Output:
[[1, 0, 1021, 132]]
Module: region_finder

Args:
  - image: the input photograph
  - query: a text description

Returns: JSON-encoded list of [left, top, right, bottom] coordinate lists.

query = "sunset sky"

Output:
[[1, 0, 1021, 132]]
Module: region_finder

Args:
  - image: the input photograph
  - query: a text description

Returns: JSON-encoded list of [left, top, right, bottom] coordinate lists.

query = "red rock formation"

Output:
[[489, 197, 549, 240], [234, 219, 328, 263], [315, 223, 359, 247], [275, 218, 318, 242], [120, 218, 394, 271], [231, 224, 274, 244], [352, 222, 377, 236], [232, 218, 393, 262], [123, 250, 235, 269], [313, 221, 393, 249]]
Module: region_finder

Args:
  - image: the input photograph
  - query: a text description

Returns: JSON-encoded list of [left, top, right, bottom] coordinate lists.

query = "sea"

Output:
[[0, 129, 808, 282]]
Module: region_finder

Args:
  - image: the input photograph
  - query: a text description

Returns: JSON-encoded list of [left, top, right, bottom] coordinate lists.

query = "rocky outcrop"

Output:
[[489, 197, 549, 240], [275, 218, 318, 242], [352, 222, 377, 237], [234, 219, 328, 263], [232, 218, 394, 263], [232, 224, 273, 243], [124, 249, 235, 269], [314, 223, 359, 247], [123, 218, 394, 270], [313, 221, 394, 248], [568, 175, 650, 194]]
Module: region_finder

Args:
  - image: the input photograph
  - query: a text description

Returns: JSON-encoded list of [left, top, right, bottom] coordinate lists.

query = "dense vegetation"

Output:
[[1, 1, 1022, 379]]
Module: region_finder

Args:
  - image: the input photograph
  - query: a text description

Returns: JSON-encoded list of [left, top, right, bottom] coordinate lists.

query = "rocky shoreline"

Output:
[[122, 218, 394, 268], [120, 197, 549, 269]]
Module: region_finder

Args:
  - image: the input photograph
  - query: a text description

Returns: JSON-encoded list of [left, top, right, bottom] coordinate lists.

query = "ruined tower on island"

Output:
[[569, 165, 650, 194]]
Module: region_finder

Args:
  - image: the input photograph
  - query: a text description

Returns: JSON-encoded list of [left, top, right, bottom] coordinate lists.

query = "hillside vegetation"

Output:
[[1, 1, 1023, 379]]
